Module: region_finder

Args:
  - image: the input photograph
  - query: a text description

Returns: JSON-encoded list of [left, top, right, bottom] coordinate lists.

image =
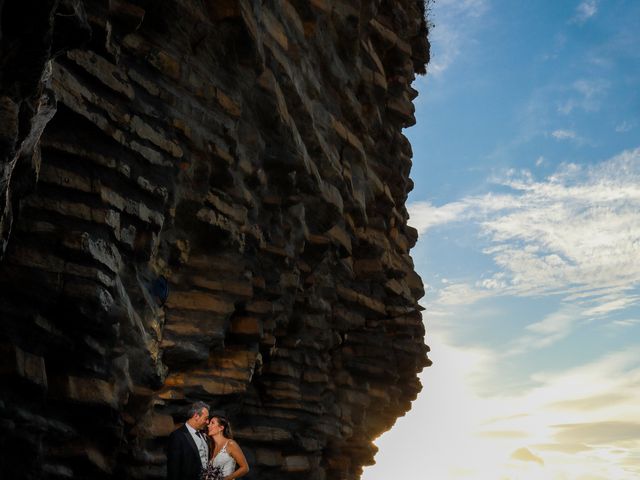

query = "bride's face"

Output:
[[208, 417, 223, 436]]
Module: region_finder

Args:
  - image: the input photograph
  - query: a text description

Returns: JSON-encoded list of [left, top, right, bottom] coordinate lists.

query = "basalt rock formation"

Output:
[[0, 1, 431, 479]]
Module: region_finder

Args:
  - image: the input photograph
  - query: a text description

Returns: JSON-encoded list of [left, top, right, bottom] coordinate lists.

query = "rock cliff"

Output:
[[0, 0, 430, 478]]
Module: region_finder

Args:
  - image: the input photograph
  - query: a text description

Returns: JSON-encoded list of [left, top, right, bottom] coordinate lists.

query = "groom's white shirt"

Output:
[[185, 422, 208, 468]]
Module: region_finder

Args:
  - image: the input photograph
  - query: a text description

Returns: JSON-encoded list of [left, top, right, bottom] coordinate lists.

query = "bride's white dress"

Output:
[[210, 441, 236, 476]]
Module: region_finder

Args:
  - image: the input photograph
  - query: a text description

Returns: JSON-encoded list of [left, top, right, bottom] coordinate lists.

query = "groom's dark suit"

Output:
[[167, 424, 208, 480]]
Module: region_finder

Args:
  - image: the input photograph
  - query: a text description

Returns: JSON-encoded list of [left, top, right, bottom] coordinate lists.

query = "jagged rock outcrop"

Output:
[[0, 1, 431, 479]]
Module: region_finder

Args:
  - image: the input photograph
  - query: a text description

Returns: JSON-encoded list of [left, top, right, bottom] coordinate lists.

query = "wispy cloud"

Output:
[[610, 318, 640, 328], [406, 200, 469, 233], [436, 282, 498, 306], [616, 121, 634, 133], [511, 447, 544, 465], [408, 192, 515, 234], [428, 24, 460, 76], [551, 128, 577, 140], [506, 306, 581, 355], [558, 79, 609, 115], [539, 33, 567, 62], [571, 0, 599, 24], [553, 421, 640, 444], [438, 0, 488, 17], [428, 0, 489, 76], [548, 393, 630, 412], [409, 147, 640, 315]]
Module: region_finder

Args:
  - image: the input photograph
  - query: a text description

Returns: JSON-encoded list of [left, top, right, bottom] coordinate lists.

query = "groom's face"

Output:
[[193, 408, 210, 430]]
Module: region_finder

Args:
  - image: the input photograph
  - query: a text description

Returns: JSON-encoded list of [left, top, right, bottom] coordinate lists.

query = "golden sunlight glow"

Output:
[[362, 332, 640, 480]]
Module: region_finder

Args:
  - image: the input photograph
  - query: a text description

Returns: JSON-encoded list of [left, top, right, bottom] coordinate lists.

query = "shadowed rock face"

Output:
[[0, 1, 431, 479]]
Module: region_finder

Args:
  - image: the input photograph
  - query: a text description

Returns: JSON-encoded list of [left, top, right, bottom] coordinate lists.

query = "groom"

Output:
[[167, 401, 210, 480]]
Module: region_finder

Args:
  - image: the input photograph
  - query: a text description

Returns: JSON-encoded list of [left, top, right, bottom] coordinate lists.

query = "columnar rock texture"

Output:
[[0, 1, 430, 479]]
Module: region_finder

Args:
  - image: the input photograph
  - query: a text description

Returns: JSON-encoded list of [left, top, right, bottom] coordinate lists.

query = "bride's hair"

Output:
[[213, 416, 233, 439]]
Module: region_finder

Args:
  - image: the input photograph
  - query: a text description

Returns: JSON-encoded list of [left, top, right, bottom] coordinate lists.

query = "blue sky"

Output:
[[363, 1, 640, 478]]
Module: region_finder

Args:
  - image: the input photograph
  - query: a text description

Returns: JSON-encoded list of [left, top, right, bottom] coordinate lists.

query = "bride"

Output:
[[201, 415, 249, 480]]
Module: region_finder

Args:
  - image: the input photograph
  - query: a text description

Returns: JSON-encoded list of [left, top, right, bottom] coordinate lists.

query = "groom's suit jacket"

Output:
[[167, 424, 209, 480]]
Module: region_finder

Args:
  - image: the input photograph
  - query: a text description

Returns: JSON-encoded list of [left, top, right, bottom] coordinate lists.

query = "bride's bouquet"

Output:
[[201, 464, 223, 480]]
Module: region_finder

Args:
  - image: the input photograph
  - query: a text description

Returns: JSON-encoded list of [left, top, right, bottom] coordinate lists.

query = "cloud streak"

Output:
[[558, 79, 609, 115], [551, 128, 578, 140], [572, 0, 599, 24], [427, 0, 489, 76], [409, 147, 640, 316], [616, 121, 634, 133]]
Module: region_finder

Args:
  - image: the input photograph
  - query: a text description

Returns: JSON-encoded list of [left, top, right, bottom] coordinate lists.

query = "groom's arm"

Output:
[[166, 432, 182, 480]]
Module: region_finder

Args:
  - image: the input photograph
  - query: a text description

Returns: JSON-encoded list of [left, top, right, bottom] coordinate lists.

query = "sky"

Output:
[[362, 1, 640, 479]]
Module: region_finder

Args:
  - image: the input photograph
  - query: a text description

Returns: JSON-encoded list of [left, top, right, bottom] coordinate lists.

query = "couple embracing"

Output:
[[167, 402, 249, 480]]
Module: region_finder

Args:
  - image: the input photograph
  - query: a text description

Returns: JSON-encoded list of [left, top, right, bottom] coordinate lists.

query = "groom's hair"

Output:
[[187, 401, 210, 419]]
